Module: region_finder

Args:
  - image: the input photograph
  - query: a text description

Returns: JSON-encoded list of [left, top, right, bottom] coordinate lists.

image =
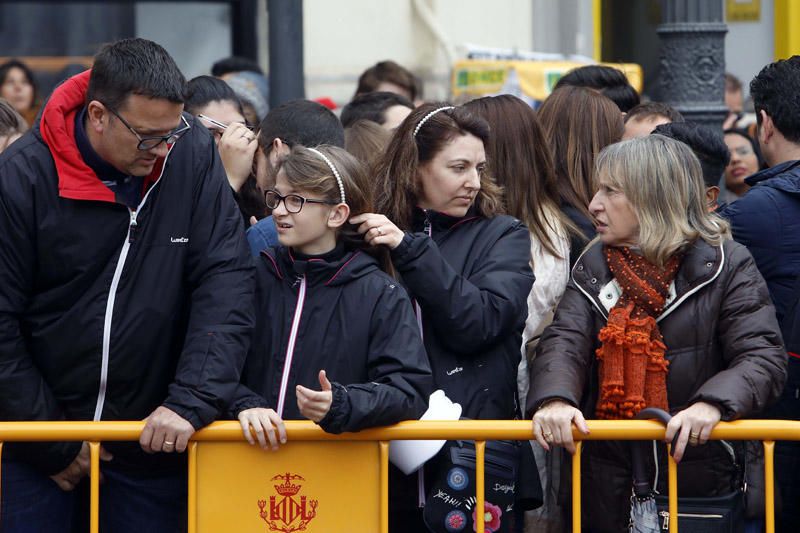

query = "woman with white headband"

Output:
[[229, 145, 432, 449], [351, 103, 540, 532]]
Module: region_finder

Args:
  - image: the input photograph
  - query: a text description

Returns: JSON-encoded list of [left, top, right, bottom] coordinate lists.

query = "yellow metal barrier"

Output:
[[1, 419, 799, 532]]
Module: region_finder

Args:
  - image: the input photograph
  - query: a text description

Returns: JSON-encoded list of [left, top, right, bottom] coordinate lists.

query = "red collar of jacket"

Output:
[[39, 70, 163, 204]]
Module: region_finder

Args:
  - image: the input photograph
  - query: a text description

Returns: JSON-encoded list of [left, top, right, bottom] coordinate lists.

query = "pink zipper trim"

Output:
[[276, 275, 306, 417], [260, 251, 284, 279], [325, 251, 361, 286]]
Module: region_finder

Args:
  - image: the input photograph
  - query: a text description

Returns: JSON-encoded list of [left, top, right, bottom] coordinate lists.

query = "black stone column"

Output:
[[657, 0, 728, 129]]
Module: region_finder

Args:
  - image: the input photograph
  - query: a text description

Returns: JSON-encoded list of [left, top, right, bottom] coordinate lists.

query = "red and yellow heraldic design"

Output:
[[195, 441, 381, 532]]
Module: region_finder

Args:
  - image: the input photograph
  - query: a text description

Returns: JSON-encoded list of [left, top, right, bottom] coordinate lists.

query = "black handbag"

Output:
[[654, 491, 744, 532], [422, 439, 526, 533], [631, 408, 745, 533]]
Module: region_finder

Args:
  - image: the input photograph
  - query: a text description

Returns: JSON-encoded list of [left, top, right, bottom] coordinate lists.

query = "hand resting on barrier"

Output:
[[238, 407, 287, 451], [532, 399, 590, 455], [663, 401, 722, 462]]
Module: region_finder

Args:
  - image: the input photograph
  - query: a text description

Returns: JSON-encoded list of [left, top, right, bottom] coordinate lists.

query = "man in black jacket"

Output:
[[0, 39, 254, 532]]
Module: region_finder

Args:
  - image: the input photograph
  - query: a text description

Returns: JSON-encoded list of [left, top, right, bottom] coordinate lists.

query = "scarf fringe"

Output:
[[595, 248, 680, 420]]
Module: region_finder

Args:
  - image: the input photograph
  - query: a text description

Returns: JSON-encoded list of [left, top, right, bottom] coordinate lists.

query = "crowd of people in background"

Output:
[[0, 38, 799, 533]]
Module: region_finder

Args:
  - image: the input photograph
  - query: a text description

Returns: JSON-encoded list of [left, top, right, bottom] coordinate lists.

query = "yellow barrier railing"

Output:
[[1, 419, 798, 532]]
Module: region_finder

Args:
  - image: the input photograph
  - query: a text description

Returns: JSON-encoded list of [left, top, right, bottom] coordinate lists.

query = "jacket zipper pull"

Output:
[[423, 212, 432, 237], [128, 210, 138, 243]]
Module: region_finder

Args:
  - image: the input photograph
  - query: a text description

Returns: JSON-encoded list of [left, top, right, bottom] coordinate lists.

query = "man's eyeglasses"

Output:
[[265, 189, 337, 214], [105, 105, 191, 151]]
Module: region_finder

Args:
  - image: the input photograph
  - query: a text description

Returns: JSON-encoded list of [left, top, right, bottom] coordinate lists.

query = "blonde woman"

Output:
[[527, 135, 786, 532]]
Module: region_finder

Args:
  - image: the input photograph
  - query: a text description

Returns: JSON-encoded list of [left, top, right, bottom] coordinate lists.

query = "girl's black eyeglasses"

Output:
[[264, 189, 338, 214]]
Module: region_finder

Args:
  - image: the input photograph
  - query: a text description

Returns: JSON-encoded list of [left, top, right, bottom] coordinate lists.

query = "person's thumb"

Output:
[[100, 446, 114, 462], [249, 216, 258, 227], [319, 370, 332, 391]]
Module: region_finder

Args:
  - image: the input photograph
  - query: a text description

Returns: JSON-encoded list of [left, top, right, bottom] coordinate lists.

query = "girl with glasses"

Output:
[[229, 144, 431, 449]]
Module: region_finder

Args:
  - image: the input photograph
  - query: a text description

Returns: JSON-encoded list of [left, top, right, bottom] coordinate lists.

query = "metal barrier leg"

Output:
[[380, 441, 389, 533], [476, 441, 485, 533], [764, 440, 775, 533], [0, 441, 3, 524], [572, 442, 582, 532], [667, 445, 678, 533], [188, 442, 198, 533], [89, 442, 100, 533]]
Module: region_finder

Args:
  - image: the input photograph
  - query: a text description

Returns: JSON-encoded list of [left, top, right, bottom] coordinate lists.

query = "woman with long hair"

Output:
[[352, 103, 540, 532], [537, 86, 624, 266], [185, 75, 262, 223]]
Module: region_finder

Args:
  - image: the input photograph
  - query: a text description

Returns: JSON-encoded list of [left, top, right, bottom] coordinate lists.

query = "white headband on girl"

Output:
[[307, 147, 346, 204], [413, 106, 455, 137]]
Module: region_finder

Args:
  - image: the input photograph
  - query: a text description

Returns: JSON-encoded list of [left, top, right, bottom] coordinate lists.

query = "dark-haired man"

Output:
[[720, 56, 800, 530], [652, 121, 729, 210], [624, 101, 685, 140], [247, 99, 345, 255], [340, 91, 414, 130], [0, 38, 254, 531]]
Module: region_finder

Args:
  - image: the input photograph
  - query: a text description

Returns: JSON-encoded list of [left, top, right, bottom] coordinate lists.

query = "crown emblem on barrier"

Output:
[[274, 473, 302, 496], [258, 472, 318, 532]]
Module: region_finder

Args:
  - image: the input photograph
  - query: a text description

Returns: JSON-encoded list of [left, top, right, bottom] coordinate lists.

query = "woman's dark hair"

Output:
[[0, 59, 37, 110], [86, 38, 186, 111], [555, 65, 640, 112], [464, 95, 575, 257], [185, 75, 244, 116], [724, 128, 767, 171], [0, 98, 27, 135], [354, 60, 419, 101], [344, 119, 391, 170], [374, 102, 503, 230], [537, 86, 624, 225]]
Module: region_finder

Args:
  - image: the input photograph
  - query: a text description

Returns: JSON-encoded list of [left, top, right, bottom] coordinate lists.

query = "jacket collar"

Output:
[[571, 239, 724, 322], [260, 244, 380, 287], [37, 70, 164, 204], [411, 206, 481, 233], [745, 159, 800, 187]]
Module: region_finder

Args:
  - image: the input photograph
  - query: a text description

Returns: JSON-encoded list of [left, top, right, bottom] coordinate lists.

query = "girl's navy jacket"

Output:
[[231, 244, 432, 433]]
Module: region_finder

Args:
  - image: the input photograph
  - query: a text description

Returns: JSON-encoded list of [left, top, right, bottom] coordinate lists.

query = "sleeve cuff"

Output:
[[318, 382, 349, 434]]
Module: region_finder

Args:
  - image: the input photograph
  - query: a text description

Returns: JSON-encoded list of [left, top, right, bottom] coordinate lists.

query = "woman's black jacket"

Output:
[[390, 209, 534, 420]]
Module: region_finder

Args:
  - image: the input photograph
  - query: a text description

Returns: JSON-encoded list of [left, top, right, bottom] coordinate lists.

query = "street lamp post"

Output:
[[657, 0, 728, 130], [267, 0, 305, 108]]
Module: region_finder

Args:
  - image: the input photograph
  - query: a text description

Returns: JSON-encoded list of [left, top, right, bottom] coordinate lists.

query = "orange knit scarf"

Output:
[[595, 247, 682, 420]]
